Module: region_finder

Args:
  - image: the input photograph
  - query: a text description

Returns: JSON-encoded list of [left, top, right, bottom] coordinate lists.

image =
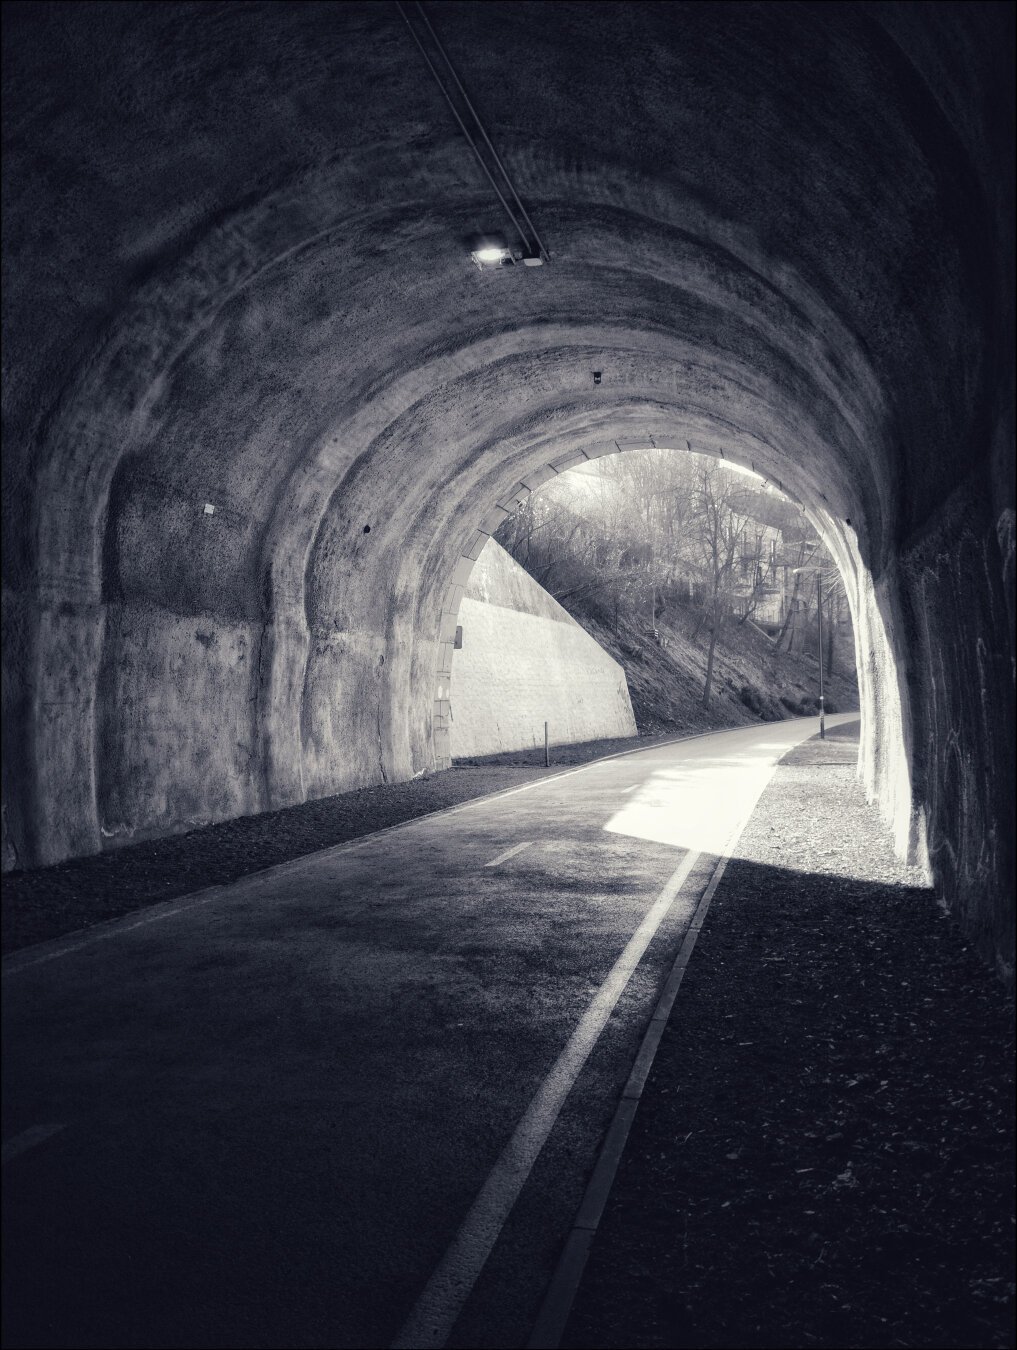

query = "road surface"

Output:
[[2, 715, 853, 1349]]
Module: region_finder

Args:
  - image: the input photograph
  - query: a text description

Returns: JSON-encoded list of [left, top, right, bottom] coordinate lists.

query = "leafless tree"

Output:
[[495, 447, 850, 691], [693, 463, 753, 707]]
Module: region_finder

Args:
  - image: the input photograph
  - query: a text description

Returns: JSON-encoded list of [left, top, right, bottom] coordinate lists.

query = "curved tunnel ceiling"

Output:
[[5, 0, 1006, 585], [2, 1, 1014, 976]]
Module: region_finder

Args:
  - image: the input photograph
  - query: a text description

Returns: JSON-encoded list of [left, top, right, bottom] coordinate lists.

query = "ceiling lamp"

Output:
[[470, 237, 514, 268], [469, 235, 545, 269], [396, 4, 550, 269]]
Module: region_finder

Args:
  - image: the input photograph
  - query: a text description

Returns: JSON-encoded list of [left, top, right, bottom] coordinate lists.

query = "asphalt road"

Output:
[[2, 715, 853, 1350]]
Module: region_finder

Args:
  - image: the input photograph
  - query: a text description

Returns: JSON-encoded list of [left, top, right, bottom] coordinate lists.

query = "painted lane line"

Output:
[[3, 889, 226, 975], [2, 1123, 66, 1166], [620, 784, 638, 794], [526, 818, 752, 1350], [484, 841, 534, 868], [390, 847, 702, 1349]]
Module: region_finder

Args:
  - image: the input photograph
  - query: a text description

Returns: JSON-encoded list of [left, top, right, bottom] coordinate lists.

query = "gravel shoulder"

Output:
[[563, 722, 1015, 1349]]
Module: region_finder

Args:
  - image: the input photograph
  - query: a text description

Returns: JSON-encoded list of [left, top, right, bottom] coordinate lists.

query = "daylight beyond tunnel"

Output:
[[2, 2, 1013, 981]]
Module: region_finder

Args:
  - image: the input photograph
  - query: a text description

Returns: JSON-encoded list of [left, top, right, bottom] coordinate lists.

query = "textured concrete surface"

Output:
[[451, 541, 636, 756], [2, 716, 849, 1349], [1, 2, 1013, 977]]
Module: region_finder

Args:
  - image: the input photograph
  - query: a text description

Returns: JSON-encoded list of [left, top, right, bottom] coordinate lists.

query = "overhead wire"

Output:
[[412, 2, 549, 263], [394, 0, 547, 262]]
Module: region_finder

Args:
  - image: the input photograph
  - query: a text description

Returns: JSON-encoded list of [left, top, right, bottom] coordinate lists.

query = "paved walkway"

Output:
[[3, 716, 847, 1349], [4, 715, 1012, 1349]]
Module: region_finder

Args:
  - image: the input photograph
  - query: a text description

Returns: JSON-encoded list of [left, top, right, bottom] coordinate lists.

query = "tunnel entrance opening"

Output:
[[434, 435, 918, 885], [2, 2, 1010, 987], [446, 445, 860, 756]]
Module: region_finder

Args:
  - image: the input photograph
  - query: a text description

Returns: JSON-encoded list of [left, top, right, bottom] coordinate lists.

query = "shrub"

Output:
[[739, 684, 765, 714]]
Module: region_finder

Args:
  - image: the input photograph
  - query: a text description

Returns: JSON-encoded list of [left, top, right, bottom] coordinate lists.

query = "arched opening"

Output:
[[431, 433, 920, 871], [2, 1, 1011, 979]]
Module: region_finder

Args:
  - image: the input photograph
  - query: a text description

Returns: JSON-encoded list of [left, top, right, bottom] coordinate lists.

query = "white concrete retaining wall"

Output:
[[449, 540, 636, 757]]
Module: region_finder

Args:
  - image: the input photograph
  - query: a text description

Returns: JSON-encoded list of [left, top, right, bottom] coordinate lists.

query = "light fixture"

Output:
[[468, 233, 544, 270], [400, 2, 551, 271], [470, 234, 514, 269]]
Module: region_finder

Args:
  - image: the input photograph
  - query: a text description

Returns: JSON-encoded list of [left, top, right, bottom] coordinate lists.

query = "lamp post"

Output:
[[793, 566, 827, 739], [816, 573, 825, 739]]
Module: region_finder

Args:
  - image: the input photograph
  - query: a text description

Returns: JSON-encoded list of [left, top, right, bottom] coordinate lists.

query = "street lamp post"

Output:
[[816, 572, 825, 740]]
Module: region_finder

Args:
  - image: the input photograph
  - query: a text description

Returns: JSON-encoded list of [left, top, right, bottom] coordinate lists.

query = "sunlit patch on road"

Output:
[[603, 757, 783, 856], [599, 722, 927, 888]]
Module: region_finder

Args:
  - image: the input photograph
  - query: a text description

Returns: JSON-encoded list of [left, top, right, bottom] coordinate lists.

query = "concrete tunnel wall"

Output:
[[1, 2, 1013, 980], [449, 539, 637, 758]]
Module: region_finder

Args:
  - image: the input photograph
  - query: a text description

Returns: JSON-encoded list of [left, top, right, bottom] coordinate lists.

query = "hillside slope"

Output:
[[572, 600, 859, 736]]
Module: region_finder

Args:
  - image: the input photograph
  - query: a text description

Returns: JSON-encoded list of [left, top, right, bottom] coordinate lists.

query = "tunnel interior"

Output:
[[2, 1, 1013, 980]]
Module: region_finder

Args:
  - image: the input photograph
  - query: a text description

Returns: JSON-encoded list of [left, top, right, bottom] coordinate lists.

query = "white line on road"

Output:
[[2, 1124, 66, 1166], [484, 841, 534, 868], [390, 847, 703, 1349], [620, 784, 638, 794], [2, 889, 226, 975], [527, 822, 745, 1349]]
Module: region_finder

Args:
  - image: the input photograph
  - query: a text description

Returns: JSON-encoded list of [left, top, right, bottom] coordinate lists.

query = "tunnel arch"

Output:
[[2, 1, 1012, 980], [429, 427, 916, 859]]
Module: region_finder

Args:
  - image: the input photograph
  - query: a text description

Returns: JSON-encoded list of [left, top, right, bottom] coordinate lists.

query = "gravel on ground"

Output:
[[563, 722, 1015, 1350], [452, 727, 688, 767]]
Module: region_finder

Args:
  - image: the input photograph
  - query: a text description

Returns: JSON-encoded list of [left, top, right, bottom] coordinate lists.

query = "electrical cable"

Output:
[[394, 0, 546, 262], [395, 2, 530, 252], [412, 2, 550, 263]]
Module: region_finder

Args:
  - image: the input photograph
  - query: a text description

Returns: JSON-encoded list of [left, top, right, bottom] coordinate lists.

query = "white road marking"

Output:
[[3, 889, 226, 975], [484, 841, 533, 868], [390, 847, 703, 1349], [527, 822, 745, 1349], [2, 1123, 66, 1166], [620, 784, 638, 794]]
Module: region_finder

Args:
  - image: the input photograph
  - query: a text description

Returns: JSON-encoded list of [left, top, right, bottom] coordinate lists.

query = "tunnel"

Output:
[[2, 1, 1013, 982]]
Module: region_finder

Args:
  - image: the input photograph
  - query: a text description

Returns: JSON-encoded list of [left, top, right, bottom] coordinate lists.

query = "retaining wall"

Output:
[[449, 542, 636, 757]]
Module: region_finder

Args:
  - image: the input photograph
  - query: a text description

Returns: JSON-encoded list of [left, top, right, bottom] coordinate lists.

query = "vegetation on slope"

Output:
[[495, 449, 859, 735], [578, 598, 858, 737]]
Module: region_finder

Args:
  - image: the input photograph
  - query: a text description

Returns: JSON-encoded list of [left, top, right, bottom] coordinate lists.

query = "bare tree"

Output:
[[774, 539, 812, 651], [594, 450, 702, 624], [694, 463, 751, 708], [494, 447, 850, 696], [735, 527, 768, 626]]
